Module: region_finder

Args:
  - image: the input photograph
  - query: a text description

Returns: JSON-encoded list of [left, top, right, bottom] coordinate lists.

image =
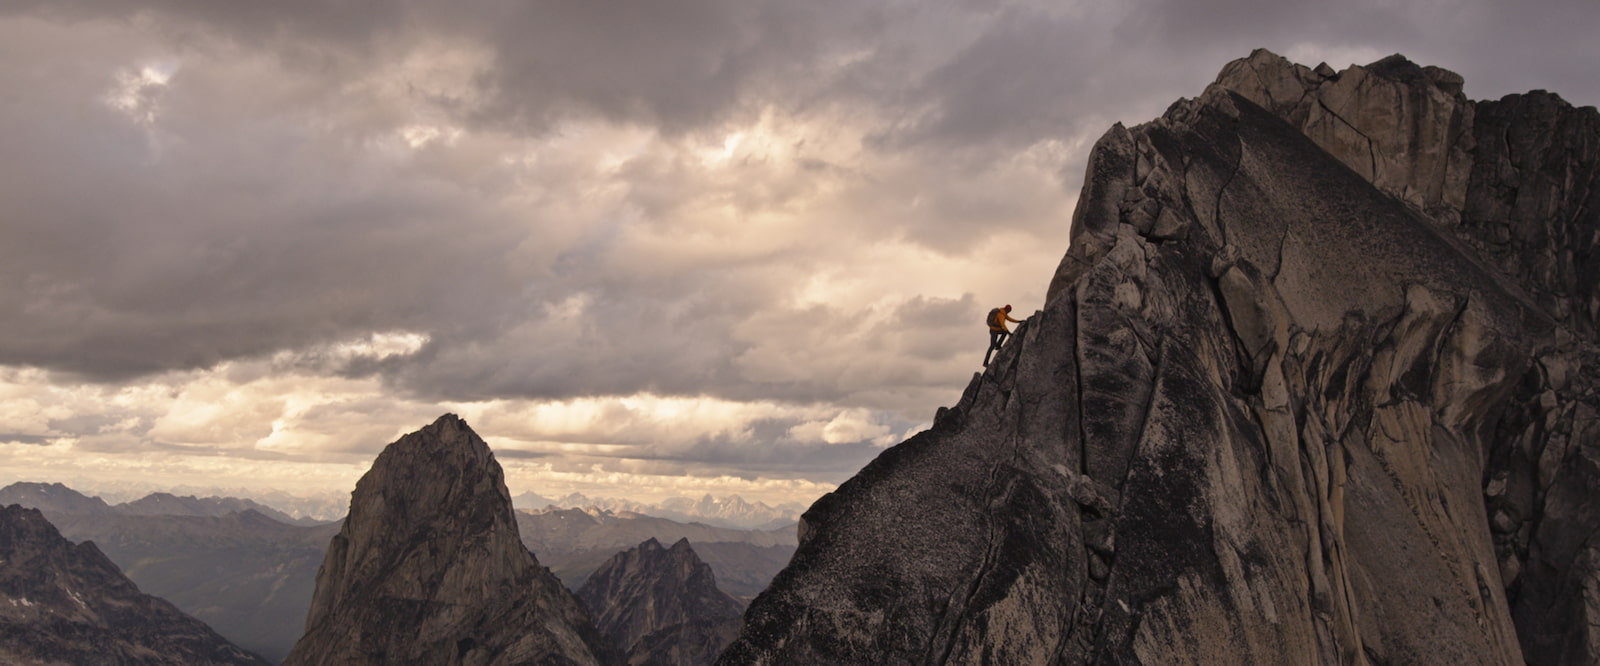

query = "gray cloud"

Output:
[[3, 0, 1597, 416]]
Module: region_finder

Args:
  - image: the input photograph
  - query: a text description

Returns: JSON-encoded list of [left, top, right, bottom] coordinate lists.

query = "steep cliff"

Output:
[[0, 505, 269, 665], [578, 538, 744, 665], [1214, 49, 1600, 665], [284, 414, 611, 665], [718, 52, 1599, 665]]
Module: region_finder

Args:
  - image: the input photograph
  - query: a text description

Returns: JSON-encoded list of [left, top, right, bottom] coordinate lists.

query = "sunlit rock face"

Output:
[[284, 414, 612, 666], [0, 505, 270, 665], [578, 537, 745, 666], [718, 51, 1600, 665]]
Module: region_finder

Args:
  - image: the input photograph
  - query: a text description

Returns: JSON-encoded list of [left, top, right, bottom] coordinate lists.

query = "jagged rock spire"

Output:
[[578, 537, 744, 665], [285, 414, 611, 665]]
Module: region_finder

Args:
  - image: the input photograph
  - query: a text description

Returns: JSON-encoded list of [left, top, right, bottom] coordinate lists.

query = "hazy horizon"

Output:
[[0, 474, 811, 523]]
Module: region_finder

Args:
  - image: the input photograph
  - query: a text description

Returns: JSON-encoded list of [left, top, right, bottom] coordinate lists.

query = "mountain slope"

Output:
[[719, 51, 1599, 665], [284, 414, 611, 665], [50, 510, 336, 664], [1, 482, 339, 662], [116, 492, 305, 525], [0, 505, 270, 665]]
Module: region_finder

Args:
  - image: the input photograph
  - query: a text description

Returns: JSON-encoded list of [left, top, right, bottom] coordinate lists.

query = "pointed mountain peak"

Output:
[[284, 416, 609, 666], [577, 537, 744, 664], [379, 413, 490, 464]]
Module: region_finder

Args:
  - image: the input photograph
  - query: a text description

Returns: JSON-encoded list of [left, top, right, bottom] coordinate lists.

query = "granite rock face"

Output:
[[1217, 49, 1600, 665], [284, 414, 611, 666], [578, 538, 744, 666], [0, 505, 269, 665], [719, 52, 1599, 665], [1214, 48, 1600, 340]]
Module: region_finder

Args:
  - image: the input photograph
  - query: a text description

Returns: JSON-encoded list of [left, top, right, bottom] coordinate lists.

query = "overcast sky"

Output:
[[2, 0, 1596, 509]]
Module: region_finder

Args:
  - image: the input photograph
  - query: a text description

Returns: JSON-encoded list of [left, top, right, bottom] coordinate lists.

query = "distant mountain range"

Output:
[[3, 479, 811, 529], [0, 479, 795, 662], [513, 490, 806, 530], [0, 482, 328, 526]]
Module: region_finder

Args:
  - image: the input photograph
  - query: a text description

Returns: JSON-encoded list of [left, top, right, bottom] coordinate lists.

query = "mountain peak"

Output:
[[578, 537, 744, 665], [284, 415, 609, 665]]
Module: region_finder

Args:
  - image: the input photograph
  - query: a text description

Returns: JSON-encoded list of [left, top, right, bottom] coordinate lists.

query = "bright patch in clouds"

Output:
[[0, 356, 904, 507], [330, 331, 431, 360], [788, 408, 895, 446], [105, 60, 178, 125], [399, 124, 463, 148]]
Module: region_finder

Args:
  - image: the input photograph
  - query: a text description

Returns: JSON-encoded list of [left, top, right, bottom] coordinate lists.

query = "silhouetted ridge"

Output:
[[0, 482, 115, 517], [718, 50, 1600, 665]]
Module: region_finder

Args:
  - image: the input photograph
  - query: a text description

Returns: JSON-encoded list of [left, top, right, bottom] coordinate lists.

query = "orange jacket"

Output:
[[989, 308, 1021, 332]]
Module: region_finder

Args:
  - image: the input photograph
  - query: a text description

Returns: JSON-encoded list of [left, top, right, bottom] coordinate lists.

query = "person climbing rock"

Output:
[[984, 304, 1022, 366]]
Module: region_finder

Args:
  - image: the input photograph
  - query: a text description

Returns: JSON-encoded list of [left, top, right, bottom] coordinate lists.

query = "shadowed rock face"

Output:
[[0, 505, 270, 665], [578, 538, 744, 666], [284, 414, 611, 666], [718, 51, 1600, 665]]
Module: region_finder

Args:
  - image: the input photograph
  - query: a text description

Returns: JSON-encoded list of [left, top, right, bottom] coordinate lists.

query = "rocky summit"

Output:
[[579, 538, 745, 666], [718, 51, 1600, 665], [284, 414, 611, 665], [0, 505, 269, 665]]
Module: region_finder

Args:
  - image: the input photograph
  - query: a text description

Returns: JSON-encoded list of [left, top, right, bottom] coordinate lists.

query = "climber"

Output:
[[984, 304, 1023, 366]]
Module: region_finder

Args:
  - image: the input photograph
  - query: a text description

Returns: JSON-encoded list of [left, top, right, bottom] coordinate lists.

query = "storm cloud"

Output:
[[2, 0, 1596, 503]]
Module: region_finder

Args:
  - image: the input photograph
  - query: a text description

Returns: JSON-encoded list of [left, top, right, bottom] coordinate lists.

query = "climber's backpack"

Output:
[[987, 308, 1002, 328]]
